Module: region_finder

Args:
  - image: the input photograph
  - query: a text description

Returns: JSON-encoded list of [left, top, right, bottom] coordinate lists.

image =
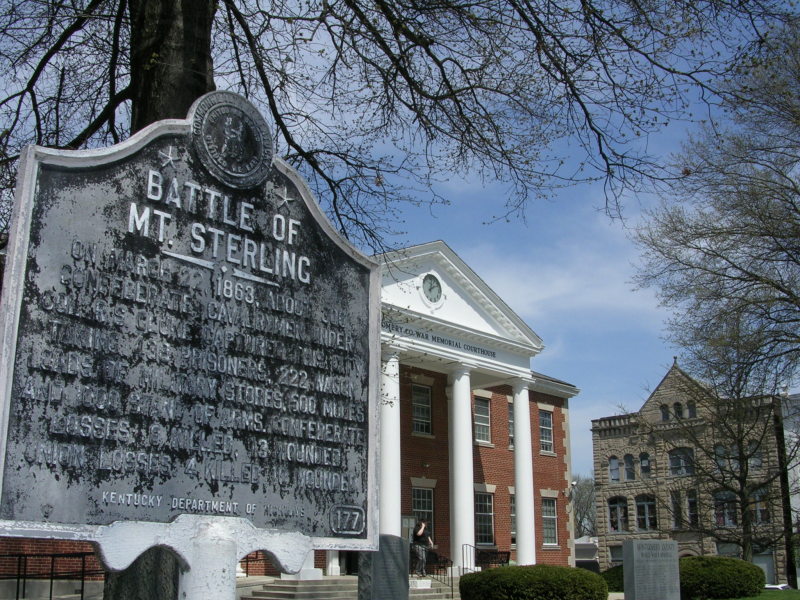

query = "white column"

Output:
[[448, 365, 475, 571], [512, 378, 536, 565], [380, 348, 402, 537], [325, 550, 341, 576], [281, 550, 322, 581]]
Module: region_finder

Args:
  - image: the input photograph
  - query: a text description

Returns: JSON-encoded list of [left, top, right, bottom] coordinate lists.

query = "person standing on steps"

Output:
[[412, 519, 433, 576]]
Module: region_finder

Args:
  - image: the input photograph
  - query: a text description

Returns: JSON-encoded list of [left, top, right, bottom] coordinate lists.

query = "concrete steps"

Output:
[[238, 575, 461, 600], [241, 577, 358, 600]]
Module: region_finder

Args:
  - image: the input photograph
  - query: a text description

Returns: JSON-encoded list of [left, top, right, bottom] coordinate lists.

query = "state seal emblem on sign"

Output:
[[191, 90, 274, 189]]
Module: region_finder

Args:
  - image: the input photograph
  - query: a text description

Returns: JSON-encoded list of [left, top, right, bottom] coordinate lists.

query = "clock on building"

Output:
[[422, 274, 443, 303]]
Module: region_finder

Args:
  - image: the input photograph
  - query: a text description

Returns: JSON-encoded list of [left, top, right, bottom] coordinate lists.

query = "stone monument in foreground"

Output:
[[0, 91, 380, 597], [623, 539, 680, 600]]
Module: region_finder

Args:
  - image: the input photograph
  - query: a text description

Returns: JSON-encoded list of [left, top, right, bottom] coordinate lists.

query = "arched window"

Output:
[[714, 491, 738, 527], [687, 401, 697, 418], [669, 447, 694, 476], [624, 454, 635, 481], [636, 495, 658, 530], [609, 456, 620, 482], [608, 497, 629, 532], [660, 405, 670, 421], [673, 402, 683, 419], [639, 452, 651, 478]]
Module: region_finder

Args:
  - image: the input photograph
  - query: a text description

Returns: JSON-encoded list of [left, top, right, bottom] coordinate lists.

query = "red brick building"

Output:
[[325, 241, 579, 576]]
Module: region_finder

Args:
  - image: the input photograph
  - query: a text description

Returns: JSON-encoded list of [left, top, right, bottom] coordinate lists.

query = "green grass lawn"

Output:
[[719, 590, 800, 600]]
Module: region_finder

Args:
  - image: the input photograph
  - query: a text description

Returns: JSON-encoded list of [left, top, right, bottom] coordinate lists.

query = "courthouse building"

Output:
[[358, 240, 579, 573], [0, 240, 579, 578]]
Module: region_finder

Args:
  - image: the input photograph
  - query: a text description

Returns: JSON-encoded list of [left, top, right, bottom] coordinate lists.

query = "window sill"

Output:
[[542, 545, 561, 550], [412, 432, 436, 440], [475, 441, 495, 448], [540, 450, 557, 457]]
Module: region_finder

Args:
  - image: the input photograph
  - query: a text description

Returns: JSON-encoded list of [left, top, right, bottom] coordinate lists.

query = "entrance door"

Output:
[[753, 552, 775, 585]]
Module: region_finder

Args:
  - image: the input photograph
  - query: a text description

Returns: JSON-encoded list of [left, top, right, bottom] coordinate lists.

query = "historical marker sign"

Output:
[[0, 91, 379, 548]]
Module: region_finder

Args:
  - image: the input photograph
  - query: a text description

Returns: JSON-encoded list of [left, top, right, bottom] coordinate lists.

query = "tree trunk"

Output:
[[128, 0, 217, 132], [103, 547, 181, 600], [103, 5, 217, 598]]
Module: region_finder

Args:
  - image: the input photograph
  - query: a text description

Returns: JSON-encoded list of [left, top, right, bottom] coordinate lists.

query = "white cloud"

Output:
[[462, 213, 669, 334]]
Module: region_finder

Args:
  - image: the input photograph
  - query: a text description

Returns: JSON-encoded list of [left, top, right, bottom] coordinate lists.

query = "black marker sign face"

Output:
[[0, 93, 377, 541]]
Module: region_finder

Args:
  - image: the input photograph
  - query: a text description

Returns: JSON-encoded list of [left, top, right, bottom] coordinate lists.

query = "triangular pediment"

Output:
[[638, 361, 708, 423], [378, 241, 543, 354]]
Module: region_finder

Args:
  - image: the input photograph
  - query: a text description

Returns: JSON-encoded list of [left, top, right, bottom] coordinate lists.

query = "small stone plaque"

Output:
[[0, 92, 379, 547], [623, 539, 680, 600]]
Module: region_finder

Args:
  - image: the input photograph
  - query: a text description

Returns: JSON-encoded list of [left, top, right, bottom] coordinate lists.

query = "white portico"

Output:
[[377, 241, 554, 570]]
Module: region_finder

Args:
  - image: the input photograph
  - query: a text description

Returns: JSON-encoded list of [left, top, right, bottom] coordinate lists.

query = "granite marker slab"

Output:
[[623, 539, 680, 600], [0, 91, 380, 550]]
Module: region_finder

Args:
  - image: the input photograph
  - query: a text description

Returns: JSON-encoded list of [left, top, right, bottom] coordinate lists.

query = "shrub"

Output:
[[679, 556, 765, 600], [601, 564, 624, 592], [460, 564, 608, 600]]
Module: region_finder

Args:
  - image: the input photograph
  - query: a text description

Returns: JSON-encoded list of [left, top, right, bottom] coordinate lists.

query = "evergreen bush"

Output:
[[600, 564, 624, 592], [459, 564, 608, 600], [679, 556, 765, 599]]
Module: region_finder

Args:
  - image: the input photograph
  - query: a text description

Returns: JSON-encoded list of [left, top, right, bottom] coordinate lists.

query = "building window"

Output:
[[714, 491, 738, 527], [609, 456, 620, 483], [508, 402, 515, 447], [474, 398, 491, 443], [714, 444, 740, 474], [714, 444, 727, 472], [412, 487, 434, 533], [716, 542, 741, 558], [636, 495, 657, 531], [748, 441, 763, 470], [539, 410, 553, 452], [624, 454, 635, 481], [542, 498, 558, 545], [608, 496, 629, 532], [660, 404, 670, 421], [609, 545, 624, 566], [475, 492, 495, 545], [687, 489, 699, 527], [751, 491, 770, 524], [673, 402, 683, 419], [687, 401, 697, 418], [640, 452, 651, 478], [412, 384, 432, 435], [510, 494, 516, 546], [671, 490, 683, 529], [669, 447, 694, 476]]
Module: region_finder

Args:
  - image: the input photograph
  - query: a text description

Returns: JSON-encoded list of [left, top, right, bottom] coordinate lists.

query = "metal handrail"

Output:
[[0, 551, 103, 600], [461, 543, 477, 574], [427, 555, 454, 599]]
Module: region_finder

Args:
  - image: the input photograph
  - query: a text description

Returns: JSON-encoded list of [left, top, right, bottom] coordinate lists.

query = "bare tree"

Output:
[[0, 0, 794, 250], [635, 22, 800, 383], [634, 350, 799, 585], [571, 473, 597, 538]]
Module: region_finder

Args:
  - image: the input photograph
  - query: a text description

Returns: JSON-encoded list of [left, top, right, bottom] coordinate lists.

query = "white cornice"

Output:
[[382, 305, 540, 356]]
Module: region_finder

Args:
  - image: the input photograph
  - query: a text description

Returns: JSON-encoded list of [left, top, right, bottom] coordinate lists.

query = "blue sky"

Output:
[[383, 168, 680, 477]]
